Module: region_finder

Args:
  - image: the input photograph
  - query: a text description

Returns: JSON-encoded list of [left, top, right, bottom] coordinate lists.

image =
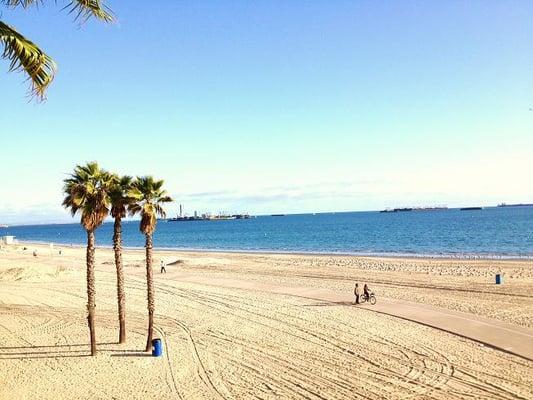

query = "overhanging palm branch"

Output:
[[0, 21, 56, 99], [64, 0, 115, 23], [1, 0, 35, 7], [2, 0, 115, 22], [2, 0, 113, 99]]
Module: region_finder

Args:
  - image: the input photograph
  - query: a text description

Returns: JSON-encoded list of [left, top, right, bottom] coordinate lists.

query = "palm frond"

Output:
[[64, 0, 114, 23], [3, 0, 115, 23], [62, 162, 112, 231], [130, 176, 173, 234], [128, 203, 141, 217], [110, 174, 135, 218], [0, 21, 56, 100], [153, 204, 166, 219], [1, 0, 42, 7]]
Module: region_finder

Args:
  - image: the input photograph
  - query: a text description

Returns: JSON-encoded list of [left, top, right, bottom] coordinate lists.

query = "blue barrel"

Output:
[[152, 338, 162, 357], [495, 274, 502, 284]]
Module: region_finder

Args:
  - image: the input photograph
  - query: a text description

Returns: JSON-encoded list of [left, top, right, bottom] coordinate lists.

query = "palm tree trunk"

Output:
[[145, 233, 154, 351], [113, 216, 126, 344], [86, 229, 97, 356]]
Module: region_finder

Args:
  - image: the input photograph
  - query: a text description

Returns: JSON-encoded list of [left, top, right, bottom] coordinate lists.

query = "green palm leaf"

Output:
[[129, 176, 173, 234], [1, 0, 37, 7], [62, 161, 113, 231], [2, 0, 115, 22], [2, 0, 114, 99], [64, 0, 115, 23], [0, 21, 56, 100]]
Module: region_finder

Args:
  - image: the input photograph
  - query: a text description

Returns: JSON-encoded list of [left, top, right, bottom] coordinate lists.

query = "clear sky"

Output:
[[1, 1, 532, 224]]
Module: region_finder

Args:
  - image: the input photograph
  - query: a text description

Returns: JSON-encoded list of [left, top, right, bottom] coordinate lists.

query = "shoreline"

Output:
[[12, 239, 533, 261]]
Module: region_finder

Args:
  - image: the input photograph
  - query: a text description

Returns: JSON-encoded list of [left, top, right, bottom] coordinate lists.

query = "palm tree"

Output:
[[109, 174, 134, 344], [62, 161, 113, 356], [1, 0, 114, 100], [129, 176, 173, 351]]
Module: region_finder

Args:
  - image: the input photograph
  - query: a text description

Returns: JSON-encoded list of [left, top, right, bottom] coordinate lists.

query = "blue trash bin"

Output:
[[152, 338, 162, 357], [495, 274, 502, 284]]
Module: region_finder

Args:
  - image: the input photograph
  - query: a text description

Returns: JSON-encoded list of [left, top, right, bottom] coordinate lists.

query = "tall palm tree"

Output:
[[62, 161, 113, 356], [109, 174, 134, 344], [1, 0, 114, 100], [129, 176, 173, 351]]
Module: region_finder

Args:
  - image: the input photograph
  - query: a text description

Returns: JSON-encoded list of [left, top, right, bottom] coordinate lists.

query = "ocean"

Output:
[[2, 207, 532, 258]]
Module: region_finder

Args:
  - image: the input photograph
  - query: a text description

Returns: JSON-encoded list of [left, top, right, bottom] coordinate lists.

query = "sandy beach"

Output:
[[1, 243, 532, 399], [4, 0, 532, 398]]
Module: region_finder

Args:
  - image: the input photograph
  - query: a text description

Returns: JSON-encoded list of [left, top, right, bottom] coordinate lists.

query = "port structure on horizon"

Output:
[[169, 204, 252, 222]]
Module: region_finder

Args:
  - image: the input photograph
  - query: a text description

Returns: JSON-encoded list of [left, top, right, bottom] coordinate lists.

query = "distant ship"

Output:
[[413, 206, 448, 212], [381, 206, 448, 213], [233, 214, 252, 219], [497, 203, 533, 207], [271, 214, 286, 217], [460, 207, 482, 211], [380, 208, 413, 213], [0, 224, 8, 228]]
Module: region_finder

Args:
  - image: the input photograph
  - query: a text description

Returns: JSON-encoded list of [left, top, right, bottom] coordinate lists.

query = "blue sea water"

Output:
[[2, 207, 533, 258]]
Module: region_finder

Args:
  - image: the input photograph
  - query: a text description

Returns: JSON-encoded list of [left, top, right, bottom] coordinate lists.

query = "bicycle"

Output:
[[359, 292, 376, 305]]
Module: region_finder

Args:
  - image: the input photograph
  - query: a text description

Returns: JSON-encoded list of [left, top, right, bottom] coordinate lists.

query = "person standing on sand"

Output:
[[354, 283, 361, 304], [160, 260, 166, 274]]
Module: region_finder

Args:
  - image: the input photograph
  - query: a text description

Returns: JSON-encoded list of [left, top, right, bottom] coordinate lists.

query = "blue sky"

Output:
[[1, 1, 532, 224]]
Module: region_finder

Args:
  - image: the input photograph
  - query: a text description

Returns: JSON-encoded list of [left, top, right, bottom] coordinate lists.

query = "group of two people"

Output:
[[354, 282, 370, 304]]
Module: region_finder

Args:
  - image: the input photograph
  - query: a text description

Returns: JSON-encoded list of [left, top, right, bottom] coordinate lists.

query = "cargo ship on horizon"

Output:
[[497, 203, 533, 207], [380, 206, 448, 213]]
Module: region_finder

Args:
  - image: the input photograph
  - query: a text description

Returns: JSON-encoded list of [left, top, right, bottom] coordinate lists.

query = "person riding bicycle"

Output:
[[363, 283, 370, 301]]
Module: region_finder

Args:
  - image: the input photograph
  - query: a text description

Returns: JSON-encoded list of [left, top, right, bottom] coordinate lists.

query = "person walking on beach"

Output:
[[354, 283, 361, 304], [160, 260, 166, 274]]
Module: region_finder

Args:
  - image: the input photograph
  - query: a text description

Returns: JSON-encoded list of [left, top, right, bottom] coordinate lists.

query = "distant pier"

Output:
[[169, 205, 252, 221]]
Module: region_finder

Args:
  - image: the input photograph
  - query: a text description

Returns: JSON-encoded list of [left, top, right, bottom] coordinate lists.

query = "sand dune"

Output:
[[1, 244, 532, 399]]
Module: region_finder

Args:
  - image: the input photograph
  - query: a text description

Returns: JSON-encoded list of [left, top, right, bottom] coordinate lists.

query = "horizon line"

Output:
[[3, 203, 531, 227]]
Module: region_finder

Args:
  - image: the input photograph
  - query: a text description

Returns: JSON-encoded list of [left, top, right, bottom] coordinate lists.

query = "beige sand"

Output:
[[1, 243, 532, 399]]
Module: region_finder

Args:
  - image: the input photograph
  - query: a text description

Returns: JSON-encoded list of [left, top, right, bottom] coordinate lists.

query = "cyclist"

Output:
[[363, 283, 370, 302]]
